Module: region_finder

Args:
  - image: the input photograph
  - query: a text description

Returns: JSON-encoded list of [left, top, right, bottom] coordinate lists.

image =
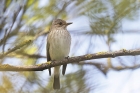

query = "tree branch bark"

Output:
[[0, 49, 140, 71]]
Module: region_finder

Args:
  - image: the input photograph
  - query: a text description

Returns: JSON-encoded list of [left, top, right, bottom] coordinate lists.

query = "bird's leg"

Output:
[[46, 61, 52, 76], [62, 56, 69, 75]]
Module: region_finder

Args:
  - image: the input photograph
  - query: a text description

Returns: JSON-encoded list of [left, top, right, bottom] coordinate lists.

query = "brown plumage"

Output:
[[47, 19, 72, 89]]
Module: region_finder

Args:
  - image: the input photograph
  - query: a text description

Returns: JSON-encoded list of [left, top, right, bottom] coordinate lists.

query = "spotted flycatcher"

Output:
[[47, 19, 72, 89]]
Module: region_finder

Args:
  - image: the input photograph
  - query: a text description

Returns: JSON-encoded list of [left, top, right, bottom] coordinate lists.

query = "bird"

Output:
[[47, 19, 72, 89]]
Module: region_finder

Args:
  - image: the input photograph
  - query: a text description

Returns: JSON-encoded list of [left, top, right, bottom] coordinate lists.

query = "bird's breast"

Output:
[[49, 30, 71, 60]]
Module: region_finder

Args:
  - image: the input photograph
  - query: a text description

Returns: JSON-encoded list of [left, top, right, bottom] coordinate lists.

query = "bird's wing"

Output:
[[47, 35, 51, 76]]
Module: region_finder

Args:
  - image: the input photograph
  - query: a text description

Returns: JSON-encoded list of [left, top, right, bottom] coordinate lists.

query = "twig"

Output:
[[0, 40, 32, 59]]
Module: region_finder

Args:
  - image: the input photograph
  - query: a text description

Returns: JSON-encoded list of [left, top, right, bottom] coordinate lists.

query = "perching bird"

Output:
[[47, 19, 72, 89]]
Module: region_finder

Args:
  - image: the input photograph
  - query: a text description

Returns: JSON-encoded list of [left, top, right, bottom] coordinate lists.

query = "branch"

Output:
[[0, 31, 48, 59], [0, 40, 32, 59], [0, 49, 140, 71]]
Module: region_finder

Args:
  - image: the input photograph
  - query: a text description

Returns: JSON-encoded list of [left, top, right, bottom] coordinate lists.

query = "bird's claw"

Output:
[[65, 56, 69, 59]]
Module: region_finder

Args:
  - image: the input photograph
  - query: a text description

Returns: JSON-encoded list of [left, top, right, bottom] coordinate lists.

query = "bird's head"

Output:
[[52, 19, 72, 29]]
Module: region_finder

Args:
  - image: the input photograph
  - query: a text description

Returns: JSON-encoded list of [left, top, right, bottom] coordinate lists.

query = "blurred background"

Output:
[[0, 0, 140, 93]]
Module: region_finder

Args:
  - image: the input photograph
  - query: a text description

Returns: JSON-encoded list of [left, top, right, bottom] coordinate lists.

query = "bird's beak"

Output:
[[66, 22, 72, 26]]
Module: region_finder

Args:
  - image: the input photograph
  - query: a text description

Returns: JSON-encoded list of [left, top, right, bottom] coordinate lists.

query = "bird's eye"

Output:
[[59, 22, 62, 25]]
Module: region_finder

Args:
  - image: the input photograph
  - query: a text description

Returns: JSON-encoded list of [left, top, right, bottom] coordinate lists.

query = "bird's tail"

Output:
[[53, 66, 60, 89]]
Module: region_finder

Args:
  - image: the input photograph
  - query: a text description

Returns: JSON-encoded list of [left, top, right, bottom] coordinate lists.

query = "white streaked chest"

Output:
[[48, 30, 71, 60]]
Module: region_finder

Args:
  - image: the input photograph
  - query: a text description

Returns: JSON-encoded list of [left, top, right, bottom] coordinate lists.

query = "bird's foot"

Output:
[[65, 56, 69, 59]]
